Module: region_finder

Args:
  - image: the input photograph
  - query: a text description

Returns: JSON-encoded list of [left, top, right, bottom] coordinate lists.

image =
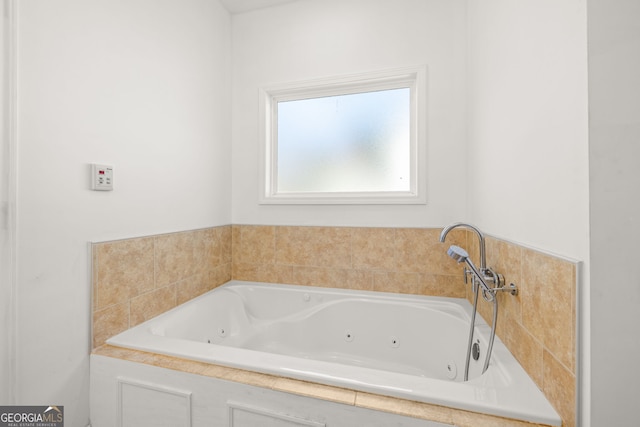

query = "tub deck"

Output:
[[92, 344, 557, 427]]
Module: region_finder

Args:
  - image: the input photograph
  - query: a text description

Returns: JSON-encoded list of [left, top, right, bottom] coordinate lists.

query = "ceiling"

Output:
[[219, 0, 300, 14]]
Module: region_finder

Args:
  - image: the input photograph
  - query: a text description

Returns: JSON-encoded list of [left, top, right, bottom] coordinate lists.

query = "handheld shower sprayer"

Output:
[[446, 245, 494, 299]]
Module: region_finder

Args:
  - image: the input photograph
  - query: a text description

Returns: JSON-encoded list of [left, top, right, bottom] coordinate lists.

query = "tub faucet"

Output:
[[439, 222, 504, 289], [439, 222, 487, 271], [439, 222, 515, 380]]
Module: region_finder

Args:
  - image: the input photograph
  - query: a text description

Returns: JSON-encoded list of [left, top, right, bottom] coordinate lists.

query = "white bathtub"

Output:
[[107, 280, 561, 426]]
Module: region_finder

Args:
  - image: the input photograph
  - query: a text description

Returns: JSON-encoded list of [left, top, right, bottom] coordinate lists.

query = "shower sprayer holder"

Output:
[[484, 268, 519, 296], [492, 282, 518, 296], [485, 272, 518, 296], [464, 266, 517, 296]]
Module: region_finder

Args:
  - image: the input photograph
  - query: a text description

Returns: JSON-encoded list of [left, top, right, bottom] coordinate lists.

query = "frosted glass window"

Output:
[[260, 66, 426, 204], [276, 88, 410, 193]]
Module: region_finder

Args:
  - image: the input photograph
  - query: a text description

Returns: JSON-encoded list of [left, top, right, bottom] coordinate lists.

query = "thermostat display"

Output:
[[91, 164, 113, 191]]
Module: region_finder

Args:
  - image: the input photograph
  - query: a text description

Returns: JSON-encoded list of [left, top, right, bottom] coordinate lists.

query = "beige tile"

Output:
[[232, 262, 293, 283], [543, 350, 576, 427], [395, 228, 466, 275], [351, 227, 396, 270], [292, 267, 373, 290], [208, 263, 232, 289], [129, 284, 177, 326], [218, 368, 278, 389], [486, 238, 522, 283], [91, 245, 98, 311], [94, 237, 155, 309], [417, 273, 465, 298], [520, 249, 550, 344], [234, 225, 276, 265], [153, 354, 205, 374], [100, 345, 279, 390], [134, 351, 164, 365], [372, 271, 421, 294], [93, 303, 129, 348], [522, 249, 576, 373], [477, 293, 497, 329], [199, 228, 221, 272], [92, 344, 132, 359], [545, 260, 576, 374], [486, 237, 523, 324], [162, 357, 212, 377], [176, 274, 209, 305], [355, 392, 452, 424], [199, 363, 270, 388], [272, 378, 356, 406], [155, 231, 202, 287], [276, 226, 352, 268], [218, 225, 233, 264], [494, 287, 521, 332], [499, 316, 544, 386], [200, 363, 242, 380], [231, 225, 241, 263]]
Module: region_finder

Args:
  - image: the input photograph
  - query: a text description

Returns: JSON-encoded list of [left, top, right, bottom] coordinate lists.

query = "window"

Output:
[[259, 66, 427, 204]]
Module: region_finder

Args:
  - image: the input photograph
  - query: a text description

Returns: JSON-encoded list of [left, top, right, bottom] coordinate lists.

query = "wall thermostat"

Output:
[[91, 164, 113, 191]]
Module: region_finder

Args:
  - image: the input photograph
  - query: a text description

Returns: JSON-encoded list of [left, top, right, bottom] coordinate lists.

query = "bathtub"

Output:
[[106, 280, 561, 426]]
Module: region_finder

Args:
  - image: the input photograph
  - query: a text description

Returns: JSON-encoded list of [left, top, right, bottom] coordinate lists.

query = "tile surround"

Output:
[[91, 224, 577, 427], [232, 225, 469, 295], [469, 234, 577, 427], [92, 226, 232, 349]]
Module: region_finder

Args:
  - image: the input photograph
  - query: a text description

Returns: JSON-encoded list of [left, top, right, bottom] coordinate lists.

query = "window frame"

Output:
[[258, 65, 427, 205]]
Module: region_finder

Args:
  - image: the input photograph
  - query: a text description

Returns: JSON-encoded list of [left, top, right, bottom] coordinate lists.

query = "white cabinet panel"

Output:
[[117, 377, 192, 427]]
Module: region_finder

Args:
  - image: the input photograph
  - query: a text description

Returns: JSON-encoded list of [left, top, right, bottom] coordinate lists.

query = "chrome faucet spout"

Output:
[[439, 222, 487, 270]]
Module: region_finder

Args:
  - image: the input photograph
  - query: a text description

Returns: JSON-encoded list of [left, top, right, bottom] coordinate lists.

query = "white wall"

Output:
[[231, 0, 467, 227], [466, 0, 589, 260], [16, 0, 231, 424], [0, 0, 15, 405], [588, 0, 640, 425], [466, 0, 589, 424]]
